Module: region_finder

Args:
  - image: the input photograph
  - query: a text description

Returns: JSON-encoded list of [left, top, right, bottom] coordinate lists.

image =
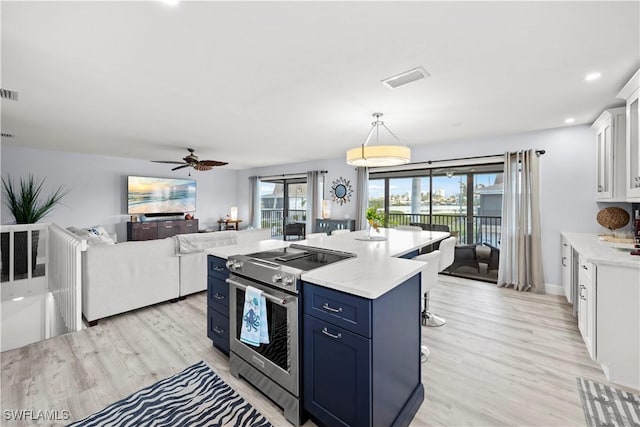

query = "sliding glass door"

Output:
[[369, 163, 504, 283], [260, 178, 307, 240]]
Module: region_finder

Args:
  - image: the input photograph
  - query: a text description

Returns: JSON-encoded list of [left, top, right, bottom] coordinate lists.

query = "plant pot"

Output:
[[1, 230, 39, 279]]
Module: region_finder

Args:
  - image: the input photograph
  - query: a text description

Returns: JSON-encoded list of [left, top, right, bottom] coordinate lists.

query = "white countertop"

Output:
[[562, 232, 640, 268], [207, 238, 289, 259], [207, 228, 450, 299]]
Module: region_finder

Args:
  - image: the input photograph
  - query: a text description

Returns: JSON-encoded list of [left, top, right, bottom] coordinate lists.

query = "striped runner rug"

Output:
[[69, 361, 272, 427], [577, 377, 640, 427]]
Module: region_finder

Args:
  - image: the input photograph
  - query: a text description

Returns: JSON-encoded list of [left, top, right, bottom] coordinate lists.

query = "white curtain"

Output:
[[355, 167, 369, 230], [306, 171, 322, 235], [497, 150, 545, 293], [249, 176, 261, 228]]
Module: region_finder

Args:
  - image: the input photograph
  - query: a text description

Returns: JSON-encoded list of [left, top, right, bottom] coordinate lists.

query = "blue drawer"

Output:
[[303, 282, 372, 338], [208, 275, 229, 316], [208, 307, 229, 355], [208, 255, 229, 279]]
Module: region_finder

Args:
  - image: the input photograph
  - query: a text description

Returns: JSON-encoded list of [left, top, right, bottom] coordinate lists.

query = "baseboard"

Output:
[[545, 283, 564, 296]]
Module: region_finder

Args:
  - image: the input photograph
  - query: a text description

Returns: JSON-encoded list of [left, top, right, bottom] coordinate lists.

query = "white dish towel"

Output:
[[240, 286, 270, 347]]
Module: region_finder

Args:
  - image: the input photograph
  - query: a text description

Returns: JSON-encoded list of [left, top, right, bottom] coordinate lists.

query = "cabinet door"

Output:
[[627, 90, 640, 199], [578, 261, 596, 359], [561, 238, 572, 303], [596, 124, 613, 199], [129, 222, 157, 241], [157, 221, 179, 238], [180, 219, 198, 234], [208, 307, 230, 354], [208, 275, 229, 317], [303, 314, 371, 427]]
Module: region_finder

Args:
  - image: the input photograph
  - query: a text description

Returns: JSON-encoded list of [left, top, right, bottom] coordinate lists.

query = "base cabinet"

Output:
[[315, 219, 356, 235], [127, 219, 198, 241], [207, 255, 230, 355], [303, 275, 423, 427], [577, 257, 596, 359], [303, 315, 371, 427], [561, 237, 573, 303]]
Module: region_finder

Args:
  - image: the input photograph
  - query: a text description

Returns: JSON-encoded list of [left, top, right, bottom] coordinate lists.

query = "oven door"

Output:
[[228, 274, 299, 396]]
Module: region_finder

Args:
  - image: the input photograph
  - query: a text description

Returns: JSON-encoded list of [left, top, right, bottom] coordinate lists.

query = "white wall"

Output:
[[1, 145, 238, 242], [3, 125, 630, 289], [237, 125, 631, 289]]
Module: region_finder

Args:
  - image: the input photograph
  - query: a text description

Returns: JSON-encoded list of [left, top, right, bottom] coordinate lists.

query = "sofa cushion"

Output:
[[175, 231, 238, 254]]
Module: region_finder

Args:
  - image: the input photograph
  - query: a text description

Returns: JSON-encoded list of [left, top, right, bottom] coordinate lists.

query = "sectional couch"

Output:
[[80, 228, 270, 324]]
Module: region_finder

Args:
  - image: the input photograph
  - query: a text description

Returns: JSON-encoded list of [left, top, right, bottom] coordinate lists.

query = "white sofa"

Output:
[[80, 228, 271, 324], [177, 228, 270, 296]]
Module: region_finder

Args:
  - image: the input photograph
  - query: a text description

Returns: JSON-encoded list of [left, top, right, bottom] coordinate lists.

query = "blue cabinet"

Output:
[[207, 255, 230, 355], [303, 275, 424, 427]]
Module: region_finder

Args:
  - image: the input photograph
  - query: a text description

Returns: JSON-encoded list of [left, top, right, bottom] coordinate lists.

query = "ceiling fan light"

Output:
[[346, 145, 411, 167]]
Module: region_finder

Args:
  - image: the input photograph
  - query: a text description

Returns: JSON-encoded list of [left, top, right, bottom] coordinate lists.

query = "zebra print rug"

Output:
[[69, 361, 272, 427], [577, 377, 640, 427]]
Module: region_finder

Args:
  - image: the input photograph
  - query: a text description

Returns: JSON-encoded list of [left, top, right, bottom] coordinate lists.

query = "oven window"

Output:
[[235, 289, 290, 372]]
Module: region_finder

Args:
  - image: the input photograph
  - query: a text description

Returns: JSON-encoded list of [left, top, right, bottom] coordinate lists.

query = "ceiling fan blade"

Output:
[[198, 160, 228, 167], [172, 164, 190, 171], [192, 164, 213, 171], [151, 160, 188, 165]]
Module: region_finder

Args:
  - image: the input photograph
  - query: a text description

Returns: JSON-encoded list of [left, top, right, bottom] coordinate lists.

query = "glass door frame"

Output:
[[261, 177, 307, 240]]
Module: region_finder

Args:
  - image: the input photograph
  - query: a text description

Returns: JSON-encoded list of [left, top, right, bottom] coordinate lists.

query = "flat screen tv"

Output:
[[127, 176, 196, 214]]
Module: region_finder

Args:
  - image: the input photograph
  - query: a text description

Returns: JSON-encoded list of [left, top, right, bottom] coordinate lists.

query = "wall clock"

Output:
[[330, 177, 353, 206]]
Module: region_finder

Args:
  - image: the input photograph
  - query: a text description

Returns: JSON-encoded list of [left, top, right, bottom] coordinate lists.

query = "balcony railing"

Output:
[[386, 212, 502, 247], [261, 209, 307, 238]]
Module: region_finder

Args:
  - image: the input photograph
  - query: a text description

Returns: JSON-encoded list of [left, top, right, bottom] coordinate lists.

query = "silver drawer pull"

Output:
[[213, 326, 224, 334], [322, 327, 342, 339], [213, 293, 224, 300], [322, 303, 343, 313], [213, 266, 225, 271], [165, 225, 173, 228]]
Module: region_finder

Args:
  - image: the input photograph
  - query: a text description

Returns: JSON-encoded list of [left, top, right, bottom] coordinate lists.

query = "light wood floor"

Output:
[[1, 277, 617, 426]]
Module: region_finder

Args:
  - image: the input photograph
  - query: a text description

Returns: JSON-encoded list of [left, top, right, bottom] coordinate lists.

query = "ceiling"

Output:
[[1, 1, 639, 170]]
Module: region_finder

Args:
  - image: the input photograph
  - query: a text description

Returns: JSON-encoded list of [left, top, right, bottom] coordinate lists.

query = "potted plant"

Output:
[[366, 207, 385, 237], [1, 175, 68, 278]]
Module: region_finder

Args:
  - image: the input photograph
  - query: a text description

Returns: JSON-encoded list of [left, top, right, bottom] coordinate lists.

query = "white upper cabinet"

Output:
[[592, 107, 626, 200], [617, 69, 640, 201]]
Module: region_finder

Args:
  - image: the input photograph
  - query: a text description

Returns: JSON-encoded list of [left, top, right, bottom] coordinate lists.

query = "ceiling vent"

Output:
[[0, 88, 19, 101], [381, 67, 430, 89]]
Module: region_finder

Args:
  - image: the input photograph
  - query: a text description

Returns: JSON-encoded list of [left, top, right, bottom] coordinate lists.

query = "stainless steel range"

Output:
[[225, 244, 355, 426]]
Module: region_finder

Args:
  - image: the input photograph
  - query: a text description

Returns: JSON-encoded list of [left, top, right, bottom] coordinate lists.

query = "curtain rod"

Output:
[[423, 150, 545, 165], [255, 170, 327, 180]]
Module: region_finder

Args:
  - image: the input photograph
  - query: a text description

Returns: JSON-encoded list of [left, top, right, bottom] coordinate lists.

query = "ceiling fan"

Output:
[[152, 148, 228, 172]]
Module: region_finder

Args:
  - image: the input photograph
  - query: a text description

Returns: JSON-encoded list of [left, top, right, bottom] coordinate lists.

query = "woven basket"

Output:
[[596, 207, 630, 230]]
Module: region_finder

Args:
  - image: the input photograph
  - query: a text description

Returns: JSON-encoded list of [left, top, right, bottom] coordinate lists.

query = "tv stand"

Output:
[[127, 219, 199, 241]]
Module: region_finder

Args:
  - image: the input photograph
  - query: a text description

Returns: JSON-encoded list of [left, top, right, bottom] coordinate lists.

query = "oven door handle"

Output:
[[226, 278, 289, 305]]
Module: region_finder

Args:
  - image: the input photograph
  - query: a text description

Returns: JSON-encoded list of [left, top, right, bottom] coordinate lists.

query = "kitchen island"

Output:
[[206, 228, 450, 426]]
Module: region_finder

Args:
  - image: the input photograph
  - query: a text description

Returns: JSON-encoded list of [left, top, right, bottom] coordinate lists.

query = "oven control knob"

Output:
[[283, 277, 294, 287], [272, 274, 283, 284], [226, 260, 242, 270]]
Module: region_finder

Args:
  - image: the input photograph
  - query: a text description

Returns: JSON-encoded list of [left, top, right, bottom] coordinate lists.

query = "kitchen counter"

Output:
[[561, 232, 640, 268], [207, 228, 450, 299]]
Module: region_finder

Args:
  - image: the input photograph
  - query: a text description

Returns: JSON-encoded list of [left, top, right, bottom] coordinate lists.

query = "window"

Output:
[[369, 163, 503, 282]]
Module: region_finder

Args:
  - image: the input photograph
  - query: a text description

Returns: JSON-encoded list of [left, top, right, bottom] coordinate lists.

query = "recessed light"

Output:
[[565, 117, 576, 124], [161, 0, 179, 5], [11, 297, 24, 302], [585, 72, 601, 81]]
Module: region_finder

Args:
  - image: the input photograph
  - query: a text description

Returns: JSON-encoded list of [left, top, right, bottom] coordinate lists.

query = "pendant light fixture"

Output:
[[346, 112, 411, 167]]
